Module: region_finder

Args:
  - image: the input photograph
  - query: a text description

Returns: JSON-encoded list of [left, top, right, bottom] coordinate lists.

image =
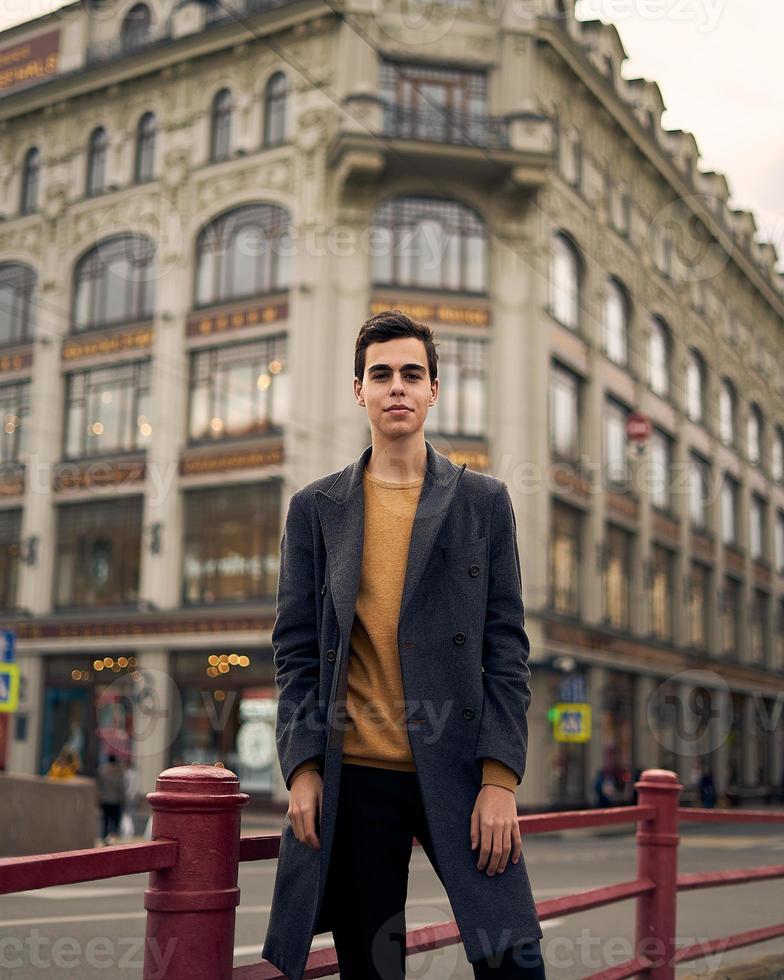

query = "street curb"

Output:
[[681, 953, 784, 980]]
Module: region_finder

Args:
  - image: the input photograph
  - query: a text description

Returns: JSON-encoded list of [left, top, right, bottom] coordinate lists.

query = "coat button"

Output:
[[326, 649, 336, 662], [453, 632, 465, 645], [463, 707, 475, 720], [321, 583, 327, 595], [469, 564, 480, 577]]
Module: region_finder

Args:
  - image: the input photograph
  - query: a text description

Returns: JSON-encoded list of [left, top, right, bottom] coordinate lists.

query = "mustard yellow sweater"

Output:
[[290, 468, 519, 793]]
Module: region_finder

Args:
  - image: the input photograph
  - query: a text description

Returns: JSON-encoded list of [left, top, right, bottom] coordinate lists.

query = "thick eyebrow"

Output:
[[368, 363, 427, 374]]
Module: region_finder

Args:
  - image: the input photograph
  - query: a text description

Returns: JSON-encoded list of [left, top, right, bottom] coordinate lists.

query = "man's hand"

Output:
[[470, 784, 522, 875], [289, 769, 323, 849]]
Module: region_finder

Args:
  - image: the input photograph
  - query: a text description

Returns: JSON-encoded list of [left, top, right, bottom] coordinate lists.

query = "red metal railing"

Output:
[[1, 766, 783, 980]]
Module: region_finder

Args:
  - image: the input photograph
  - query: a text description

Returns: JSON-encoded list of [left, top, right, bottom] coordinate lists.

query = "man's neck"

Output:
[[365, 436, 427, 484]]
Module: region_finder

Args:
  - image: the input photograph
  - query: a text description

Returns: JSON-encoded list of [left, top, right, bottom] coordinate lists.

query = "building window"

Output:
[[719, 378, 736, 447], [550, 500, 580, 616], [189, 336, 288, 443], [121, 2, 151, 52], [559, 125, 582, 189], [64, 361, 151, 459], [379, 60, 491, 145], [54, 497, 143, 609], [688, 453, 710, 531], [747, 403, 762, 467], [550, 232, 580, 330], [689, 562, 709, 649], [0, 509, 21, 612], [86, 126, 108, 197], [650, 545, 673, 640], [20, 147, 40, 214], [777, 601, 784, 671], [775, 510, 784, 573], [648, 315, 670, 397], [750, 589, 769, 665], [604, 397, 629, 489], [0, 380, 30, 463], [722, 576, 741, 657], [183, 481, 281, 605], [772, 427, 784, 484], [749, 494, 766, 561], [604, 524, 631, 629], [371, 195, 487, 293], [195, 203, 290, 308], [603, 277, 629, 366], [73, 235, 156, 332], [648, 428, 672, 511], [685, 348, 705, 422], [0, 264, 36, 347], [263, 72, 287, 148], [210, 88, 232, 162], [424, 336, 486, 438], [721, 475, 739, 547], [550, 362, 580, 462], [135, 112, 156, 182]]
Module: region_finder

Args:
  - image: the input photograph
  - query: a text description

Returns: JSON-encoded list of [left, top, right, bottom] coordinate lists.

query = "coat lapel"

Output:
[[314, 440, 467, 642]]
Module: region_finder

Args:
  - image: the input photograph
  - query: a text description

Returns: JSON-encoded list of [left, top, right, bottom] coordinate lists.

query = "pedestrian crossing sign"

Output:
[[550, 702, 591, 742], [0, 663, 20, 713]]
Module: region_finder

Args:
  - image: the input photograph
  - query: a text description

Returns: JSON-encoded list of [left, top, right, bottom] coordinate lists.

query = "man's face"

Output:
[[354, 336, 437, 439]]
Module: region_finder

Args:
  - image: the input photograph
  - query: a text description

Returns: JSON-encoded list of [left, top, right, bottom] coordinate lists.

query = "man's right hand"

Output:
[[288, 769, 323, 849]]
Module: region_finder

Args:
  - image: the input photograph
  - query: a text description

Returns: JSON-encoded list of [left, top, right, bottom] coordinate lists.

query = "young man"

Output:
[[261, 311, 544, 979]]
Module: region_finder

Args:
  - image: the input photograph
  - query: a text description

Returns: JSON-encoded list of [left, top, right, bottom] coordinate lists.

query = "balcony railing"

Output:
[[380, 104, 511, 150]]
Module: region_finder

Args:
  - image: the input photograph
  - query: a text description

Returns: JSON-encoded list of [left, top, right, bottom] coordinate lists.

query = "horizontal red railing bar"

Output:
[[239, 835, 281, 863], [678, 807, 784, 824], [578, 955, 655, 980], [519, 805, 655, 833], [536, 879, 655, 918], [0, 840, 178, 895], [674, 921, 784, 963], [677, 865, 784, 890]]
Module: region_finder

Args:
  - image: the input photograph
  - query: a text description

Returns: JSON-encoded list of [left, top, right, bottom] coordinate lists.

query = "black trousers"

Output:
[[101, 802, 122, 839], [320, 763, 546, 980]]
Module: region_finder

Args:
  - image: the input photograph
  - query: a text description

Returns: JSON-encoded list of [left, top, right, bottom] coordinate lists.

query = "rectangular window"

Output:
[[750, 494, 766, 560], [688, 562, 710, 649], [550, 500, 580, 616], [189, 336, 288, 443], [775, 511, 784, 572], [722, 577, 741, 657], [650, 545, 673, 640], [688, 452, 710, 531], [0, 508, 21, 611], [750, 589, 769, 665], [183, 480, 281, 605], [54, 497, 142, 609], [721, 476, 739, 546], [550, 362, 580, 462], [0, 381, 30, 464], [604, 398, 629, 489], [648, 429, 672, 511], [776, 600, 784, 671], [64, 361, 151, 459], [425, 336, 487, 438], [604, 524, 631, 629]]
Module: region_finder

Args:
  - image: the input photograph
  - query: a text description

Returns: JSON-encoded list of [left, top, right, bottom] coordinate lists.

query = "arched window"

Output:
[[195, 204, 291, 308], [0, 263, 36, 345], [20, 147, 40, 214], [73, 235, 156, 332], [135, 112, 156, 182], [718, 378, 736, 447], [648, 316, 670, 397], [121, 3, 151, 52], [210, 88, 232, 162], [747, 402, 763, 467], [550, 231, 580, 330], [263, 72, 287, 148], [604, 277, 629, 365], [371, 196, 487, 293], [86, 126, 108, 197], [685, 348, 705, 422], [772, 426, 784, 484]]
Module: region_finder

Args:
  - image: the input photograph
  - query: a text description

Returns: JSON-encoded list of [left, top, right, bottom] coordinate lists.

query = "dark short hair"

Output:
[[354, 309, 438, 382]]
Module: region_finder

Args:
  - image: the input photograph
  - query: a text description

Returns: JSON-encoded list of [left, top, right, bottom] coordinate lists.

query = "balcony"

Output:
[[330, 96, 553, 190]]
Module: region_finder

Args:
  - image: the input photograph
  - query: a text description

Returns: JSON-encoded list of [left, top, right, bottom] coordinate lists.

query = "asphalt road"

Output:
[[1, 821, 783, 979]]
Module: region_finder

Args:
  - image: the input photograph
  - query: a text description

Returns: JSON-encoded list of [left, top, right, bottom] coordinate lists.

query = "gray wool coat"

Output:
[[260, 439, 543, 979]]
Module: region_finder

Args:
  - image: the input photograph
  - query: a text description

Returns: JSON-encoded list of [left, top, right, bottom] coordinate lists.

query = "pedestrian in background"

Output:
[[97, 753, 126, 844]]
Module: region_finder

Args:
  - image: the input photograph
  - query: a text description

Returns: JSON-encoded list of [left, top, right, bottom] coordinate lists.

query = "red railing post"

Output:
[[634, 768, 682, 980], [142, 764, 249, 980]]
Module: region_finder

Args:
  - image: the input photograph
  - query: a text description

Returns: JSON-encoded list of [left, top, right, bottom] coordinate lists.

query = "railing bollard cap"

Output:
[[147, 764, 250, 809], [635, 768, 683, 790]]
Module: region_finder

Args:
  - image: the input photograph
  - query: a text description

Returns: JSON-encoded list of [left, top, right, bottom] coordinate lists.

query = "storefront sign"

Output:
[[0, 350, 33, 375], [180, 443, 283, 475], [8, 613, 274, 640], [53, 458, 145, 491], [0, 29, 59, 96], [447, 449, 489, 472], [369, 298, 490, 328], [186, 300, 288, 339], [0, 663, 20, 713], [62, 325, 153, 362], [0, 464, 24, 496], [549, 702, 591, 742]]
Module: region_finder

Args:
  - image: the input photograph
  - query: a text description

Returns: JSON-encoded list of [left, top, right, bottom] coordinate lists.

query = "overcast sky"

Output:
[[1, 0, 781, 270]]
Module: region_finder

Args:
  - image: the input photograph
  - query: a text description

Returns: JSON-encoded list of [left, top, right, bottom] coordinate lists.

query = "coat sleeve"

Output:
[[475, 481, 532, 786], [272, 490, 327, 791]]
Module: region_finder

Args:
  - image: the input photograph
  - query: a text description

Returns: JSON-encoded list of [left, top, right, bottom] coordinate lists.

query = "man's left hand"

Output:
[[470, 785, 522, 876]]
